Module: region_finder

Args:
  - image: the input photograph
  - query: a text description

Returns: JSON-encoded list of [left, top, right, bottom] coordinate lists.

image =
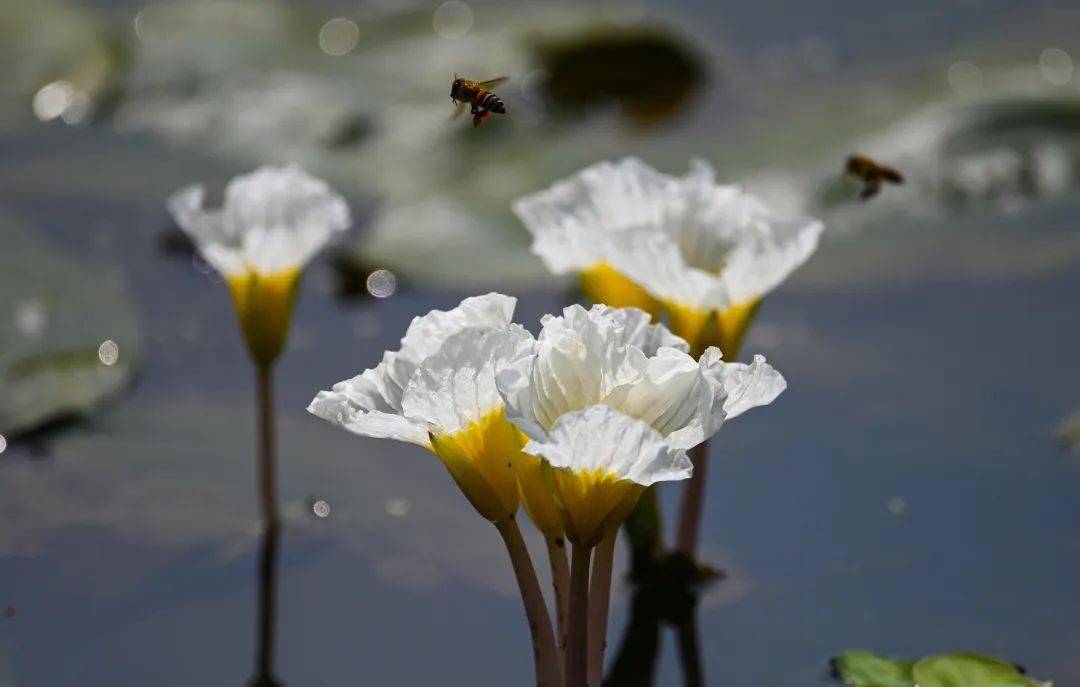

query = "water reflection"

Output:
[[249, 525, 282, 687]]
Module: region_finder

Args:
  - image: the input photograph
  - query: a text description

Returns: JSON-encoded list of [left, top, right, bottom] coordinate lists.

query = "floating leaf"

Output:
[[0, 212, 140, 436], [912, 654, 1029, 687], [833, 650, 915, 687]]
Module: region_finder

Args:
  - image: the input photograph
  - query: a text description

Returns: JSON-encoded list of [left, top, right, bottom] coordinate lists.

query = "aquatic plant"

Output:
[[309, 297, 784, 686], [513, 157, 821, 559], [168, 164, 350, 686], [833, 650, 1051, 687]]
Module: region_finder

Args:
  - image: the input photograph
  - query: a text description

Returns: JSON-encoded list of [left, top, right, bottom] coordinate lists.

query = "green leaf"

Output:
[[0, 211, 140, 436], [912, 654, 1026, 687], [834, 650, 915, 686]]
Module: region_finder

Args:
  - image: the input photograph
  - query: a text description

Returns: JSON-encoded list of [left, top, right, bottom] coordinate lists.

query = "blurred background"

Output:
[[1, 0, 1079, 684]]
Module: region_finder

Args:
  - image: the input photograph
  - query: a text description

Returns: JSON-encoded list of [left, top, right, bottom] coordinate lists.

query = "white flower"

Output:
[[497, 304, 784, 452], [514, 158, 823, 355], [495, 304, 785, 545], [308, 292, 517, 448], [308, 293, 530, 522], [168, 164, 351, 279], [168, 165, 351, 365]]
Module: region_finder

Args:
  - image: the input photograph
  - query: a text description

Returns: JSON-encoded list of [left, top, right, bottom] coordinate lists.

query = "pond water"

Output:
[[1, 1, 1079, 685]]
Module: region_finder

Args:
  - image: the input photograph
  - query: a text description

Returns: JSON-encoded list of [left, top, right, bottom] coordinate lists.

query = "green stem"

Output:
[[566, 543, 593, 687], [587, 532, 616, 686], [495, 517, 562, 687]]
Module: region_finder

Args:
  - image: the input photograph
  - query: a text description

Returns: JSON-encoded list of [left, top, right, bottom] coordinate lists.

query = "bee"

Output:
[[450, 76, 509, 127], [846, 154, 904, 200]]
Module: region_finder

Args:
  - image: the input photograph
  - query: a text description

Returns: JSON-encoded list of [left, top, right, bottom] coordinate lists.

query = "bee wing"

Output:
[[450, 100, 468, 120], [859, 180, 881, 200], [477, 77, 509, 90]]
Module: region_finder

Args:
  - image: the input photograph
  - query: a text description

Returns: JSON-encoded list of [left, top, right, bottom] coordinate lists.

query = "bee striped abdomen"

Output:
[[478, 92, 506, 113]]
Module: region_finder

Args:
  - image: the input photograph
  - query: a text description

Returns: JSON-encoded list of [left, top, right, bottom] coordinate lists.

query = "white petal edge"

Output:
[[224, 164, 351, 274], [398, 292, 518, 365], [513, 158, 677, 274], [401, 325, 536, 435], [713, 352, 787, 420], [307, 388, 430, 448], [615, 347, 729, 451], [166, 184, 247, 278], [523, 405, 692, 487], [308, 293, 520, 447]]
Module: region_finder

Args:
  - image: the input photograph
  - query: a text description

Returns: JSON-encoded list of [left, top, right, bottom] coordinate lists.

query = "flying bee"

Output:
[[450, 76, 509, 127], [846, 154, 904, 200]]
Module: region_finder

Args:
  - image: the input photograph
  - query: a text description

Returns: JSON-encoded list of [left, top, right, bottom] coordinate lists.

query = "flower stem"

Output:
[[587, 531, 616, 686], [256, 364, 280, 527], [566, 543, 592, 687], [545, 535, 570, 664], [252, 363, 282, 687], [494, 517, 562, 687], [674, 439, 710, 556]]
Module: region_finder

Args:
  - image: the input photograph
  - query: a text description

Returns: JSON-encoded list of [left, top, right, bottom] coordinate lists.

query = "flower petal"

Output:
[[615, 347, 728, 450], [513, 158, 676, 273], [397, 292, 517, 363], [309, 293, 520, 448], [498, 304, 673, 438], [401, 325, 535, 435], [166, 184, 246, 277], [519, 157, 823, 311], [714, 352, 787, 420], [523, 404, 691, 487], [307, 387, 430, 447], [222, 164, 351, 274]]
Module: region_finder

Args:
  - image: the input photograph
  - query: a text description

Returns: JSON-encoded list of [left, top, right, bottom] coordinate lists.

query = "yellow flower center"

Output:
[[551, 467, 645, 547], [579, 262, 661, 319], [428, 407, 523, 522], [662, 298, 761, 359], [515, 450, 564, 538], [226, 268, 301, 368]]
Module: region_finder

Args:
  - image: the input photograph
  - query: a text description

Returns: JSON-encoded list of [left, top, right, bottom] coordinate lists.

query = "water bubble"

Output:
[[98, 339, 119, 366], [886, 496, 907, 516], [1039, 48, 1073, 86], [433, 1, 473, 40], [33, 81, 75, 122], [0, 434, 6, 455], [312, 499, 331, 518], [365, 269, 397, 299], [385, 498, 411, 517], [319, 18, 360, 57], [947, 61, 983, 97], [14, 300, 46, 339]]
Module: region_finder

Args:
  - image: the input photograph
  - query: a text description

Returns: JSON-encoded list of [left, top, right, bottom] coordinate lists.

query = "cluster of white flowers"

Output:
[[169, 157, 817, 687], [309, 293, 785, 541]]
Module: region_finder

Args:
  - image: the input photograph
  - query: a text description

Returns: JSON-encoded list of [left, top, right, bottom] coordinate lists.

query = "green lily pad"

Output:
[[913, 654, 1030, 687], [834, 650, 915, 687], [833, 651, 1050, 687], [0, 211, 140, 436]]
